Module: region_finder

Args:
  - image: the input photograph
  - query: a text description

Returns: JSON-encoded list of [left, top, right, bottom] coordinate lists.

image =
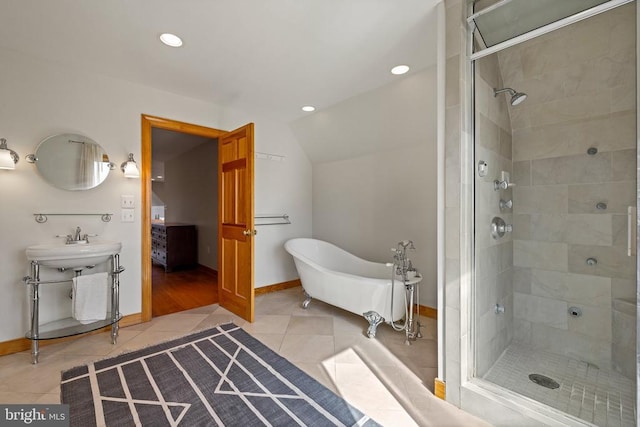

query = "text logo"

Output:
[[1, 405, 69, 426]]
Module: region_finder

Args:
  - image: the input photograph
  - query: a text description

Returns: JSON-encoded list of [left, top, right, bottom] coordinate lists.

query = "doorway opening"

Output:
[[141, 115, 227, 322], [150, 127, 219, 316]]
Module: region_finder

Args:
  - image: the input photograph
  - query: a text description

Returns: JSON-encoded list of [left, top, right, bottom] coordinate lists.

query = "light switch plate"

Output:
[[121, 209, 134, 222], [121, 195, 135, 208]]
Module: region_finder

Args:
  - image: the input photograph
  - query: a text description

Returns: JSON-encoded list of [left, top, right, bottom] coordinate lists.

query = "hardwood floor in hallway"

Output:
[[152, 264, 218, 317]]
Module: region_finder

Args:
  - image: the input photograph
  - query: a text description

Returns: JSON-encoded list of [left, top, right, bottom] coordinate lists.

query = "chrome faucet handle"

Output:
[[83, 233, 98, 243], [494, 179, 516, 191], [56, 234, 74, 244], [499, 199, 513, 210], [494, 179, 507, 190]]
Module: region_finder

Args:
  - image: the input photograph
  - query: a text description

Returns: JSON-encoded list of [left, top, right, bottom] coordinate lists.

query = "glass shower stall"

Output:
[[468, 0, 638, 425]]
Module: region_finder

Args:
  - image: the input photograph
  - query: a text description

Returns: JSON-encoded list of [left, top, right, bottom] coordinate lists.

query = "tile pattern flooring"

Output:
[[0, 287, 488, 426], [484, 344, 636, 427]]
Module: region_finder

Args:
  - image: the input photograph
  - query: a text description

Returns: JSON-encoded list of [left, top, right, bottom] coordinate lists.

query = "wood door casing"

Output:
[[218, 123, 255, 322], [141, 115, 230, 322]]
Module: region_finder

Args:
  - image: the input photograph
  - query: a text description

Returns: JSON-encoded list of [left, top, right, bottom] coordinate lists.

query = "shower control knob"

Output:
[[499, 199, 513, 210], [491, 217, 513, 239], [493, 179, 515, 191], [494, 179, 508, 190]]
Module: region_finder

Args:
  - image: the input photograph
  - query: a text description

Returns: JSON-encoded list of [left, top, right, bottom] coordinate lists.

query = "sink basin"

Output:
[[26, 241, 122, 269]]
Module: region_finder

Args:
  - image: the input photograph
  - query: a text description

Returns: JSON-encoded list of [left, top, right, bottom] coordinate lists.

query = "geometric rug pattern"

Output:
[[61, 323, 380, 426]]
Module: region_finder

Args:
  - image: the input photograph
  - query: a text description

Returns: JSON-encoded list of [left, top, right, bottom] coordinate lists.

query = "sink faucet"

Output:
[[57, 227, 92, 244]]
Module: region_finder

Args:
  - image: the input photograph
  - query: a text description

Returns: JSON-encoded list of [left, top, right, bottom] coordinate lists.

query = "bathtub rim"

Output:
[[284, 237, 396, 283]]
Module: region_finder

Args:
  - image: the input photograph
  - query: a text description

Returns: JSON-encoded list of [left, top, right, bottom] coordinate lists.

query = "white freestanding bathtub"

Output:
[[284, 238, 407, 338]]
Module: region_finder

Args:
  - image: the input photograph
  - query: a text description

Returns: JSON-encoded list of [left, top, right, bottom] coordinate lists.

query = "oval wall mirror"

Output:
[[30, 133, 112, 191]]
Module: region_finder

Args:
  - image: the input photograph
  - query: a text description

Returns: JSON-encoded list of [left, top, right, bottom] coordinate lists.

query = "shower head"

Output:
[[493, 87, 527, 106]]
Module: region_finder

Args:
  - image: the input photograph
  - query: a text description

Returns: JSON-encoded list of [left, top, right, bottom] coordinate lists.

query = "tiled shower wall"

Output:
[[474, 54, 514, 377], [497, 4, 636, 372]]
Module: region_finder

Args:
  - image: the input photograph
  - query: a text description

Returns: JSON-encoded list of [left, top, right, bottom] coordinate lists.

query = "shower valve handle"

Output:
[[499, 199, 513, 210], [491, 217, 513, 239], [494, 179, 515, 191]]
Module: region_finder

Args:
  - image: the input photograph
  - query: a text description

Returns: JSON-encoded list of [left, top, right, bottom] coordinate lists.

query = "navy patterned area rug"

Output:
[[61, 323, 379, 426]]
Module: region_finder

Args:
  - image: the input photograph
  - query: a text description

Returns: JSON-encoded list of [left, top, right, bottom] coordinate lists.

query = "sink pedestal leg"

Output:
[[111, 254, 120, 344], [30, 262, 40, 364]]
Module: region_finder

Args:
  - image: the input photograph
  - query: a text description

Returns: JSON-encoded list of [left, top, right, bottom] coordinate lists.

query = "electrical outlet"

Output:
[[121, 209, 134, 223], [121, 195, 135, 208]]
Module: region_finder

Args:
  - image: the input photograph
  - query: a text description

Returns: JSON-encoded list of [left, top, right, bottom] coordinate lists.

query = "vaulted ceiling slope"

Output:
[[0, 0, 440, 123], [291, 66, 437, 164]]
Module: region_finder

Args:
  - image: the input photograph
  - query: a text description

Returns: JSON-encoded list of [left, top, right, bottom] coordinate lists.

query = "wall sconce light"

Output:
[[0, 138, 19, 170], [120, 153, 140, 178]]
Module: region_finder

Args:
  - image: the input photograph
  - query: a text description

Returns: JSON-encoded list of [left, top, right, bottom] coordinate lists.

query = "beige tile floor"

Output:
[[0, 287, 489, 426]]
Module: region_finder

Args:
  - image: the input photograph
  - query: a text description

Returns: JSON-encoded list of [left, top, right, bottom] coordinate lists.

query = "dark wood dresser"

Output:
[[151, 223, 197, 272]]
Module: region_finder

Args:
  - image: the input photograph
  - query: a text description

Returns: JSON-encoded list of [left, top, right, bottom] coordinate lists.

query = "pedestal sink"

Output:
[[26, 241, 122, 269], [24, 240, 124, 364]]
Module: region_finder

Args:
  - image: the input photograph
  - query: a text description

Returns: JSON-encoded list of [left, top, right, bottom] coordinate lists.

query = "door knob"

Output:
[[243, 229, 257, 236]]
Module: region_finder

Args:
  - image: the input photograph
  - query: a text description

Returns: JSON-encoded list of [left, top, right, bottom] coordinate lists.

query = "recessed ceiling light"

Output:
[[391, 65, 410, 75], [160, 33, 183, 47], [302, 106, 316, 112]]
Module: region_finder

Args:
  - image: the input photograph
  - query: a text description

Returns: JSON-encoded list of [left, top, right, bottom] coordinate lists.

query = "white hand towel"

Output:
[[72, 272, 108, 324]]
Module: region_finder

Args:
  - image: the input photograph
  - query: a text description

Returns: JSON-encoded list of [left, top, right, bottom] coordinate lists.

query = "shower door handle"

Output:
[[627, 206, 636, 257]]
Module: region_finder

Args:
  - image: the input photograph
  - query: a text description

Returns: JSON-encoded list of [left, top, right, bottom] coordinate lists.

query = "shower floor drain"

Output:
[[528, 373, 560, 389]]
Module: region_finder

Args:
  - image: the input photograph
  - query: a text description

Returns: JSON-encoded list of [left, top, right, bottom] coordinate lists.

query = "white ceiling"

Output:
[[0, 0, 440, 123]]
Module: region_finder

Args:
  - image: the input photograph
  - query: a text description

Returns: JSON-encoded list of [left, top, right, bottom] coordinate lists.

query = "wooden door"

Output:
[[218, 123, 255, 322]]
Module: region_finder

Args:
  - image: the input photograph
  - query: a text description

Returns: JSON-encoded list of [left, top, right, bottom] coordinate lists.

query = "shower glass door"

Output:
[[471, 1, 637, 425]]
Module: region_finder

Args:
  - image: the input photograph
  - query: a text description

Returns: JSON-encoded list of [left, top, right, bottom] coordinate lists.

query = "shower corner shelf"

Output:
[[23, 254, 124, 364]]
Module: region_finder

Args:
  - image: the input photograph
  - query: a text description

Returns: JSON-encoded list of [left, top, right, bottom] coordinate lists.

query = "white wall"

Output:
[[306, 65, 438, 307], [312, 143, 437, 307], [0, 47, 312, 342], [164, 141, 218, 269]]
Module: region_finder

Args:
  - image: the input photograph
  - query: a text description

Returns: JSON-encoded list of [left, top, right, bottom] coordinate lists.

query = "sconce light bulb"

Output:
[[0, 138, 19, 170], [121, 153, 140, 178]]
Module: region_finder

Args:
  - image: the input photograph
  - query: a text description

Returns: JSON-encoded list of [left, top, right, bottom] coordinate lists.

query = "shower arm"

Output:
[[493, 88, 515, 97]]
